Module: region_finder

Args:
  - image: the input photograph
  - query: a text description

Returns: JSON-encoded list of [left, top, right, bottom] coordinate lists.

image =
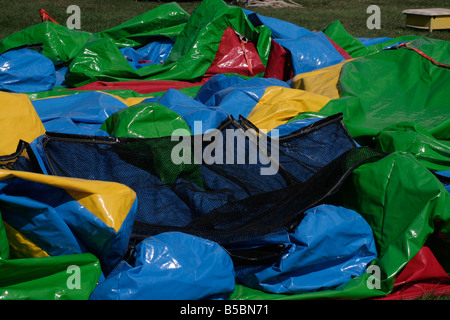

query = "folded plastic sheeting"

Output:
[[0, 48, 56, 93], [89, 205, 376, 299], [236, 204, 377, 294], [0, 22, 93, 65], [90, 232, 236, 300], [245, 11, 349, 76], [291, 38, 450, 149], [374, 122, 450, 172], [322, 20, 420, 59], [120, 38, 174, 70], [340, 153, 450, 288], [101, 102, 193, 138], [93, 2, 190, 48], [232, 152, 450, 299], [0, 170, 138, 275], [0, 0, 448, 301], [376, 246, 450, 300], [0, 251, 102, 300], [96, 74, 327, 138], [65, 0, 272, 86], [0, 176, 102, 300], [30, 91, 130, 136]]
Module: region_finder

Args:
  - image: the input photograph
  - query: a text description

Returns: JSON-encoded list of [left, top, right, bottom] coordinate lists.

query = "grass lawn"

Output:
[[0, 0, 449, 41]]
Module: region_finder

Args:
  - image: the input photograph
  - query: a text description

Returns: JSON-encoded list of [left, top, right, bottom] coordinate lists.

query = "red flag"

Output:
[[40, 9, 59, 24]]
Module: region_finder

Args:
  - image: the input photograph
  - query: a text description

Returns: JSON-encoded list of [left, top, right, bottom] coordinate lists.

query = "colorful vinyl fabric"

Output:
[[0, 0, 448, 300]]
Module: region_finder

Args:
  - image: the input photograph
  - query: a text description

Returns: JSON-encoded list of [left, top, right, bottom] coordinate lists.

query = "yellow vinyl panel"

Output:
[[3, 220, 50, 258], [0, 92, 46, 156], [291, 60, 348, 100], [0, 170, 136, 233], [247, 86, 331, 133]]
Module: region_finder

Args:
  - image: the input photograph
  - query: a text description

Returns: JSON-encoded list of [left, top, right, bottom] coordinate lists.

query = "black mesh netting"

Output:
[[0, 140, 43, 173], [40, 113, 385, 251]]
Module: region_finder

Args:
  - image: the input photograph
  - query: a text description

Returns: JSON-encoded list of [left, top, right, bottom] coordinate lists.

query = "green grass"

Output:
[[0, 0, 449, 41], [417, 293, 450, 300]]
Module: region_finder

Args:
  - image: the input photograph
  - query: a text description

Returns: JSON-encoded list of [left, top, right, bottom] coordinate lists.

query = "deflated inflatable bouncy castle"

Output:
[[0, 0, 448, 300]]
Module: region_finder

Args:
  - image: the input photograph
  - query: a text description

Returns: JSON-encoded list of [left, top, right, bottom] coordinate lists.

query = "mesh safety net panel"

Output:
[[41, 114, 384, 251], [0, 140, 43, 173]]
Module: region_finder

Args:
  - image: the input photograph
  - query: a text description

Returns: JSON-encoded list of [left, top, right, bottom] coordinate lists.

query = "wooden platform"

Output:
[[402, 8, 450, 32]]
